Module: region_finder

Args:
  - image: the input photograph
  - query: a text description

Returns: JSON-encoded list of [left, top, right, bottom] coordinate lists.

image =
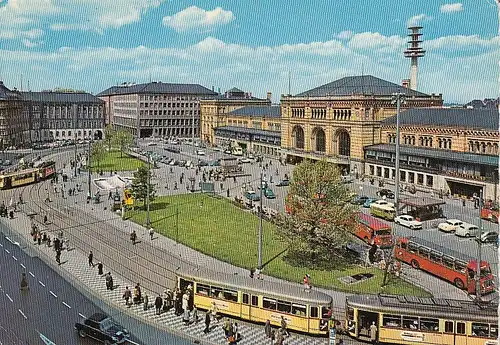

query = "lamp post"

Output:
[[146, 153, 151, 228], [258, 171, 264, 270], [74, 142, 77, 177], [192, 110, 196, 155], [391, 93, 406, 216], [87, 139, 92, 198], [475, 190, 484, 303]]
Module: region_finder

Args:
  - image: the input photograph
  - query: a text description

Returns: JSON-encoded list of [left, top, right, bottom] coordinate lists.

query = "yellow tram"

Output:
[[346, 294, 498, 345], [0, 161, 55, 189], [177, 268, 333, 335]]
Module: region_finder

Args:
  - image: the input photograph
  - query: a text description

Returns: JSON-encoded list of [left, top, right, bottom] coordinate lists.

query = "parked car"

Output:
[[146, 142, 157, 146], [363, 198, 377, 208], [224, 149, 232, 154], [264, 188, 276, 199], [341, 175, 354, 183], [238, 157, 252, 164], [258, 181, 268, 190], [196, 150, 205, 156], [197, 160, 208, 167], [455, 223, 480, 238], [276, 179, 290, 187], [245, 190, 260, 202], [169, 159, 178, 166], [371, 199, 394, 207], [75, 313, 130, 344], [437, 219, 463, 233], [394, 214, 423, 230], [481, 231, 498, 244], [377, 189, 395, 199], [351, 195, 369, 205]]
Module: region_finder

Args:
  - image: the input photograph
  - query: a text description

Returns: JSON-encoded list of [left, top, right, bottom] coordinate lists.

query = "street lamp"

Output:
[[391, 93, 406, 216], [145, 153, 151, 228], [258, 170, 264, 270], [87, 139, 92, 199]]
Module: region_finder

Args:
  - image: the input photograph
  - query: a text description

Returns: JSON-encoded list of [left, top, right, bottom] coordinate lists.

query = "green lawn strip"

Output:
[[126, 193, 430, 297], [91, 150, 145, 172]]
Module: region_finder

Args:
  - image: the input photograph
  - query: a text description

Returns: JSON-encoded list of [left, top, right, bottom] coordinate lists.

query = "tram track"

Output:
[[19, 174, 199, 296]]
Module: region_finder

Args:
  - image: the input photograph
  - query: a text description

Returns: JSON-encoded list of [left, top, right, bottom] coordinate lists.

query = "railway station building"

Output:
[[98, 82, 218, 138], [0, 81, 30, 148], [199, 88, 272, 145]]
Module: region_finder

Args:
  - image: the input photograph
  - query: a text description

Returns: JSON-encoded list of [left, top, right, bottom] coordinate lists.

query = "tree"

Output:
[[276, 160, 357, 266], [112, 129, 133, 158], [130, 165, 156, 208], [91, 141, 106, 172], [103, 124, 115, 152]]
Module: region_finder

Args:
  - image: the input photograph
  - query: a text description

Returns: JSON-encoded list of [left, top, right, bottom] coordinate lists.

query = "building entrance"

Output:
[[446, 180, 483, 199]]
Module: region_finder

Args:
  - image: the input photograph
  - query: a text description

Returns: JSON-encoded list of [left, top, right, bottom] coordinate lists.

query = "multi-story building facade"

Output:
[[364, 108, 499, 200], [0, 81, 30, 148], [200, 88, 271, 145], [280, 75, 443, 175], [98, 82, 218, 138], [21, 91, 105, 142], [213, 105, 281, 157]]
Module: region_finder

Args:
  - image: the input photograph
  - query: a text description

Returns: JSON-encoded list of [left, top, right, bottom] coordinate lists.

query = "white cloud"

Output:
[[162, 6, 235, 32], [348, 32, 406, 52], [425, 35, 499, 52], [407, 13, 432, 27], [440, 3, 463, 13], [22, 39, 43, 48], [21, 29, 44, 39], [334, 31, 354, 40]]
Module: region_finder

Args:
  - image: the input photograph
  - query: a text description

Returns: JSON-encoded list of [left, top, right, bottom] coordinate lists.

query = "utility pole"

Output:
[[258, 171, 263, 270], [192, 110, 196, 155], [146, 153, 151, 228], [391, 93, 406, 216], [475, 190, 484, 302], [175, 206, 179, 245], [74, 142, 77, 177], [87, 140, 91, 198]]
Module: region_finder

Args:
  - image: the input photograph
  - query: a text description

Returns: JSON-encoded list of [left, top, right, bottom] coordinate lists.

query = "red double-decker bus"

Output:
[[481, 201, 499, 223], [354, 213, 393, 248], [394, 237, 495, 295]]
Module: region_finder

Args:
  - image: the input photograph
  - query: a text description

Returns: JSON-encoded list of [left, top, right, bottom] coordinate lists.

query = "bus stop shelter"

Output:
[[399, 197, 446, 221]]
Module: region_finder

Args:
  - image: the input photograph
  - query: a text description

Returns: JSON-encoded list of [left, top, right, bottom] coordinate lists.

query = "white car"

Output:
[[239, 157, 252, 163], [372, 199, 395, 208], [437, 219, 463, 233], [146, 142, 157, 146], [196, 150, 205, 156], [394, 214, 423, 230]]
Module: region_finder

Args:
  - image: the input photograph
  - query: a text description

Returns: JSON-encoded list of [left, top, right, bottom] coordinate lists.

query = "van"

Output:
[[455, 222, 480, 238]]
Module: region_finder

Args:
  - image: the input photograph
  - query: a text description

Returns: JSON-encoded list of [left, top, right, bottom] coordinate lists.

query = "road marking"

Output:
[[0, 243, 3, 247], [5, 294, 13, 302], [12, 256, 17, 261], [442, 233, 455, 236], [78, 313, 86, 319], [5, 237, 12, 243], [49, 291, 57, 298], [62, 302, 71, 309], [29, 272, 35, 278], [18, 309, 27, 320], [459, 238, 472, 242], [127, 341, 141, 345], [5, 249, 9, 254], [20, 264, 25, 269], [38, 281, 45, 287]]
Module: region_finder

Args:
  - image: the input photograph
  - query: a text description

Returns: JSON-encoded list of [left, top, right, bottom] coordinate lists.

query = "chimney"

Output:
[[266, 92, 272, 101], [402, 79, 410, 88]]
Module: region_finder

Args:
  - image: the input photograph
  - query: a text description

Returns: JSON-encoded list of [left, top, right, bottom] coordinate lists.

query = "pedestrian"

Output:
[[20, 272, 29, 291], [130, 230, 137, 244], [123, 286, 132, 306], [97, 262, 103, 275], [462, 198, 466, 207], [204, 311, 211, 334], [192, 305, 199, 323], [37, 232, 42, 245], [370, 321, 378, 344], [105, 272, 113, 290], [155, 295, 163, 315], [174, 182, 178, 190], [226, 188, 230, 198], [149, 228, 154, 240], [249, 268, 255, 278], [232, 322, 239, 341], [143, 293, 149, 311], [280, 316, 289, 337], [210, 301, 219, 323], [55, 249, 61, 265], [275, 330, 284, 345], [43, 214, 48, 224], [88, 250, 94, 267], [108, 191, 113, 200], [265, 319, 272, 338], [46, 235, 51, 247], [223, 319, 231, 338], [182, 308, 190, 324], [303, 274, 311, 291]]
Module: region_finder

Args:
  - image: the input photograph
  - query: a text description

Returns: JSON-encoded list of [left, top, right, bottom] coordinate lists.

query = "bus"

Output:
[[177, 267, 333, 335], [481, 201, 499, 223], [394, 237, 495, 295], [345, 293, 497, 345], [354, 213, 393, 248], [370, 203, 395, 221]]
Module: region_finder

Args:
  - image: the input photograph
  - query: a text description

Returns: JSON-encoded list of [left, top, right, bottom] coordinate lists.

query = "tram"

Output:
[[176, 267, 333, 335], [346, 294, 498, 345], [0, 161, 56, 189]]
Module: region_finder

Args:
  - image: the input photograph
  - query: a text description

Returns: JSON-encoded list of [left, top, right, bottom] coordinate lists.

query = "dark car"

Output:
[[351, 195, 369, 205], [75, 313, 130, 344], [481, 231, 498, 244], [377, 189, 394, 199], [276, 179, 290, 187]]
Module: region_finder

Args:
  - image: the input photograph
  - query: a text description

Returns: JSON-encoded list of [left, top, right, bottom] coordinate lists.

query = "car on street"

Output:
[[363, 198, 377, 208], [351, 195, 369, 205], [238, 157, 252, 163], [341, 175, 354, 183], [264, 188, 276, 199], [248, 154, 255, 160], [455, 222, 480, 238], [481, 231, 498, 244], [196, 150, 205, 156], [258, 181, 268, 190], [437, 219, 463, 233], [394, 214, 423, 230], [75, 313, 130, 344], [245, 190, 260, 202], [197, 160, 208, 167], [371, 199, 394, 208], [169, 159, 178, 166], [224, 149, 232, 154], [146, 142, 157, 146], [377, 189, 395, 199], [276, 179, 290, 187]]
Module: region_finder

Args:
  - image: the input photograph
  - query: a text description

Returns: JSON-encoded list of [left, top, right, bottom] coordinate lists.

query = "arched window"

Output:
[[292, 126, 305, 149], [337, 130, 351, 157], [312, 127, 326, 152]]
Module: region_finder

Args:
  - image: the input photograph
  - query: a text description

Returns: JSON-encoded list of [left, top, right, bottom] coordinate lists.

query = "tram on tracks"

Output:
[[346, 294, 498, 345], [176, 267, 333, 335], [0, 161, 56, 189]]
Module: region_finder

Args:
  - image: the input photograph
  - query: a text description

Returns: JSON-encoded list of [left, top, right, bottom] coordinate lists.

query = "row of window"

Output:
[[47, 121, 101, 130], [367, 165, 434, 188], [399, 241, 467, 272], [139, 119, 197, 127], [139, 95, 199, 102], [53, 130, 95, 138], [139, 110, 198, 116], [290, 108, 353, 120], [195, 283, 329, 318], [468, 140, 499, 155], [382, 315, 497, 338], [140, 102, 198, 109]]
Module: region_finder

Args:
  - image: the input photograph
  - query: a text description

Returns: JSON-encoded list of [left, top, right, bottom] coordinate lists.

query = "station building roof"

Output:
[[97, 82, 217, 97], [20, 91, 104, 104], [227, 106, 280, 118]]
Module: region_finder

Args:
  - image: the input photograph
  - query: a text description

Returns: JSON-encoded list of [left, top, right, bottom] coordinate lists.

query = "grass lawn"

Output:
[[91, 150, 145, 172], [126, 193, 431, 297]]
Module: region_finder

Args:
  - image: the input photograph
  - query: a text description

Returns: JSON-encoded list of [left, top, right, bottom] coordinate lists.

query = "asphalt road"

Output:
[[0, 226, 192, 345]]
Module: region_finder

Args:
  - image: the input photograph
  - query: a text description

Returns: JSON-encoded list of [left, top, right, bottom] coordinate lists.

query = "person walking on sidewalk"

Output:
[[88, 251, 94, 267], [192, 305, 199, 323], [55, 249, 61, 265], [265, 319, 272, 338], [204, 311, 211, 334], [97, 262, 103, 275], [130, 230, 137, 245], [143, 293, 149, 311], [105, 272, 113, 290], [123, 286, 132, 306], [154, 295, 163, 315], [149, 228, 154, 240]]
